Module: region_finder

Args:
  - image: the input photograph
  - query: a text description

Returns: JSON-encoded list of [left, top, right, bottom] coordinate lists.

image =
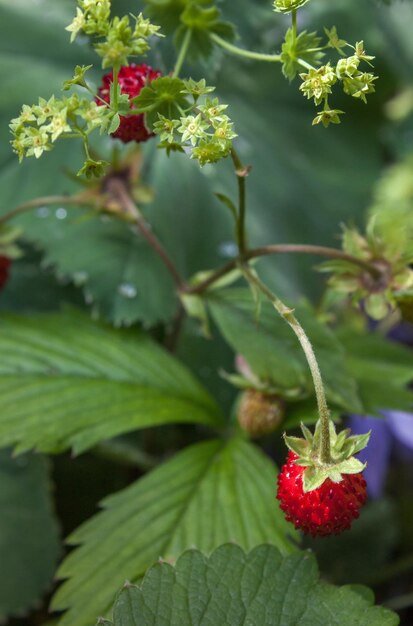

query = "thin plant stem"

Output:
[[107, 179, 186, 290], [112, 64, 120, 111], [230, 147, 247, 255], [172, 28, 192, 78], [241, 263, 332, 462], [210, 33, 281, 63], [185, 243, 381, 295], [0, 195, 93, 226], [292, 9, 297, 42]]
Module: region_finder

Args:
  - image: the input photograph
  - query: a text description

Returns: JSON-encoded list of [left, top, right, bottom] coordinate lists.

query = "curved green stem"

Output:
[[172, 28, 192, 78], [210, 33, 281, 63], [241, 263, 332, 463]]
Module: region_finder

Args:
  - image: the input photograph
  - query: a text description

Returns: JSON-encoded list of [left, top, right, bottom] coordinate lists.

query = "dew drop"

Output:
[[56, 207, 67, 220], [118, 283, 138, 299], [218, 241, 238, 259], [73, 271, 89, 286], [36, 206, 50, 218]]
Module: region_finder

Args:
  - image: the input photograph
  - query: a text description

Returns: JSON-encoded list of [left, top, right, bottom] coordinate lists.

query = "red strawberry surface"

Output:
[[276, 451, 367, 537], [0, 256, 10, 289], [97, 64, 161, 143]]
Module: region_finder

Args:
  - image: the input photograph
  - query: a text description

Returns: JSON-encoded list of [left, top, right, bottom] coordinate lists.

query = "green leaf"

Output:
[[52, 437, 296, 626], [133, 77, 188, 130], [109, 543, 399, 626], [0, 310, 223, 454], [175, 3, 236, 62], [281, 29, 324, 81], [143, 0, 214, 34], [0, 450, 60, 620], [337, 327, 413, 414], [207, 289, 362, 412]]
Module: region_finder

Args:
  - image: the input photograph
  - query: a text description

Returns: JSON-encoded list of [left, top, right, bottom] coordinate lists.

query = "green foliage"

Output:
[[52, 438, 296, 626], [336, 327, 413, 414], [206, 288, 361, 412], [0, 450, 60, 620], [0, 310, 223, 454], [176, 3, 236, 61], [133, 77, 189, 130], [281, 29, 323, 81], [144, 0, 214, 34], [107, 543, 399, 626]]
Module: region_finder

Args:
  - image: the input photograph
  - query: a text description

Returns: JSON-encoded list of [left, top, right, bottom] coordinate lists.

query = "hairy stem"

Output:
[[210, 33, 281, 63], [241, 263, 331, 462], [172, 28, 192, 78], [107, 179, 186, 290]]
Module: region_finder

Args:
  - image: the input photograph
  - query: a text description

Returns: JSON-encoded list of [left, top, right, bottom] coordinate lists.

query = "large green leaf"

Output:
[[207, 288, 362, 412], [336, 328, 413, 414], [109, 543, 399, 626], [0, 310, 223, 454], [52, 437, 296, 626], [0, 450, 60, 620]]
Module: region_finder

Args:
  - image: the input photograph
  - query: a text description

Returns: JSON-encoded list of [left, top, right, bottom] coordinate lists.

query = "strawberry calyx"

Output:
[[284, 420, 370, 493]]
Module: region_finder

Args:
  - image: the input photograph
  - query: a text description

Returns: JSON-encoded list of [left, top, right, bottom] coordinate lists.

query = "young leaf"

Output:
[[0, 310, 223, 454], [109, 544, 399, 626], [175, 4, 236, 62], [52, 438, 297, 626], [132, 77, 188, 130], [0, 450, 60, 620], [207, 289, 362, 412]]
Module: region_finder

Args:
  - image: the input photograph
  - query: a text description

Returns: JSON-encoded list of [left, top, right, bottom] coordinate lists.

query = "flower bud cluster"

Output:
[[10, 95, 111, 164], [66, 0, 161, 68], [273, 0, 310, 14], [299, 40, 378, 127], [153, 84, 237, 166]]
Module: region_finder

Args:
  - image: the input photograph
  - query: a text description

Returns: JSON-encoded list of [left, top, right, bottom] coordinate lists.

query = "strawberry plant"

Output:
[[0, 0, 413, 624]]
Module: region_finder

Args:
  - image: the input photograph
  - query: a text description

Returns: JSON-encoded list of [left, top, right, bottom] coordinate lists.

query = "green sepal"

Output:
[[288, 419, 370, 492], [302, 466, 330, 492], [284, 434, 310, 457], [340, 431, 371, 457], [335, 458, 366, 475]]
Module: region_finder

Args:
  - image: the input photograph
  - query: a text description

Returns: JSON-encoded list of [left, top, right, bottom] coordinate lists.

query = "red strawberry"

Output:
[[0, 256, 10, 289], [97, 64, 161, 143], [277, 451, 367, 537]]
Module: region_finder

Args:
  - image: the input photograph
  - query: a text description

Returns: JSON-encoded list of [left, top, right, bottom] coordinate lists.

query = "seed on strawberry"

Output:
[[97, 64, 161, 143], [0, 256, 10, 289], [277, 451, 367, 536]]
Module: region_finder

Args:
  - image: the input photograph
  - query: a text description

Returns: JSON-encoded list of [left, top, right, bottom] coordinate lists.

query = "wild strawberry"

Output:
[[276, 421, 370, 537], [237, 389, 284, 437], [97, 64, 161, 143], [0, 256, 10, 289], [277, 451, 367, 536]]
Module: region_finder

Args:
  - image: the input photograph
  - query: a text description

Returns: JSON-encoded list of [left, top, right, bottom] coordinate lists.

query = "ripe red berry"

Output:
[[277, 451, 367, 537], [0, 256, 10, 290], [97, 64, 161, 143]]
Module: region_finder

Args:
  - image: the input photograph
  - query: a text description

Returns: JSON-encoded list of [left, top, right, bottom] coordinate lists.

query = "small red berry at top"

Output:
[[276, 451, 367, 537], [0, 256, 11, 290], [97, 64, 161, 144]]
